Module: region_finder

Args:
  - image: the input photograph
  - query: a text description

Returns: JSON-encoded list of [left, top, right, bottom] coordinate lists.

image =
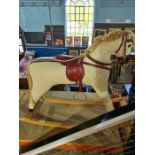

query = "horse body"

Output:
[[28, 58, 112, 111], [27, 30, 135, 111]]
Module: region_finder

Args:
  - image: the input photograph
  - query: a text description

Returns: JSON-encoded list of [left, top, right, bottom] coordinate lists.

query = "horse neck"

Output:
[[85, 38, 122, 63]]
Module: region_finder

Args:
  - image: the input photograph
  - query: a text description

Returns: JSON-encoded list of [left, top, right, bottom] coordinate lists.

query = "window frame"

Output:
[[65, 0, 95, 46]]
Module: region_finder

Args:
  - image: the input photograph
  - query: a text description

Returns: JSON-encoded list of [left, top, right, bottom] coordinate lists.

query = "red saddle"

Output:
[[55, 55, 85, 91]]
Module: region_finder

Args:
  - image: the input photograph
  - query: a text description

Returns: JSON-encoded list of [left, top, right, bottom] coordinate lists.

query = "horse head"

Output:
[[85, 30, 135, 64]]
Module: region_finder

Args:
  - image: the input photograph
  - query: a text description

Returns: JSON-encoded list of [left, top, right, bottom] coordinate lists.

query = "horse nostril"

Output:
[[128, 44, 131, 48]]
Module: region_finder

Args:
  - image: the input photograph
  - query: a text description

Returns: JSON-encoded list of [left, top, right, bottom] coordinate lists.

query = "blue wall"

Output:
[[20, 6, 65, 31], [95, 0, 135, 23], [94, 0, 135, 23], [95, 6, 135, 23], [19, 0, 135, 32]]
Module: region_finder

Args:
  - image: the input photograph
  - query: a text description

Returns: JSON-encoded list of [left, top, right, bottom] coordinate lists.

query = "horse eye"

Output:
[[128, 44, 131, 47]]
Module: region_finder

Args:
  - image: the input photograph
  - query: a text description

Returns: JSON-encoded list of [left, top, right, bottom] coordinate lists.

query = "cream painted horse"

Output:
[[27, 30, 135, 111]]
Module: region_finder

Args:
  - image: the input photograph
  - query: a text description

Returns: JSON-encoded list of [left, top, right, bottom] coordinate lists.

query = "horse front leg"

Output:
[[95, 89, 114, 112], [102, 95, 114, 112]]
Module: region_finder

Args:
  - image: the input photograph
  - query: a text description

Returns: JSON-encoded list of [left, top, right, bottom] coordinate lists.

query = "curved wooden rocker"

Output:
[[41, 95, 102, 105], [41, 95, 127, 105], [20, 117, 73, 129], [20, 90, 127, 106]]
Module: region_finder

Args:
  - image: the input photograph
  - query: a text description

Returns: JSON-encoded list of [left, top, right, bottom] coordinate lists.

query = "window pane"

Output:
[[84, 2, 89, 6], [88, 28, 92, 33], [80, 7, 84, 13], [70, 7, 75, 13], [85, 14, 89, 21], [90, 21, 93, 27], [79, 21, 83, 26], [83, 21, 88, 27], [85, 7, 89, 13], [76, 1, 83, 6], [66, 14, 70, 20], [66, 27, 70, 33], [66, 7, 70, 13], [89, 0, 94, 6], [76, 14, 80, 20], [89, 14, 93, 21], [80, 14, 83, 20], [89, 7, 94, 13], [79, 27, 83, 33], [76, 7, 79, 13], [66, 20, 71, 25], [83, 0, 89, 2], [70, 14, 74, 20], [70, 21, 75, 27], [70, 1, 75, 6], [83, 28, 88, 32], [66, 0, 70, 6], [71, 28, 75, 33]]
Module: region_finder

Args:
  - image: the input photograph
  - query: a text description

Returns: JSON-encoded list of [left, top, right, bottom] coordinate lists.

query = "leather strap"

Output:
[[86, 54, 113, 66], [83, 61, 112, 70], [123, 32, 128, 61], [115, 33, 126, 54]]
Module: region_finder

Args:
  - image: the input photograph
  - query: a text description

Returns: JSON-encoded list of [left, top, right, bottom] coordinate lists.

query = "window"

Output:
[[65, 0, 94, 46], [19, 38, 24, 53]]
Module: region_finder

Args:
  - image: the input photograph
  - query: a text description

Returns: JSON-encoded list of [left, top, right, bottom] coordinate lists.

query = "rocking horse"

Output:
[[26, 30, 135, 111]]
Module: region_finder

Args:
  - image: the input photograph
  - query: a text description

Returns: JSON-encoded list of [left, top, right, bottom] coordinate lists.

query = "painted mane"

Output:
[[85, 30, 134, 54]]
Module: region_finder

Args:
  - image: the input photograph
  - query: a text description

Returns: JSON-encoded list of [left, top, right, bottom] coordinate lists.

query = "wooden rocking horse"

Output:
[[26, 30, 135, 111]]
